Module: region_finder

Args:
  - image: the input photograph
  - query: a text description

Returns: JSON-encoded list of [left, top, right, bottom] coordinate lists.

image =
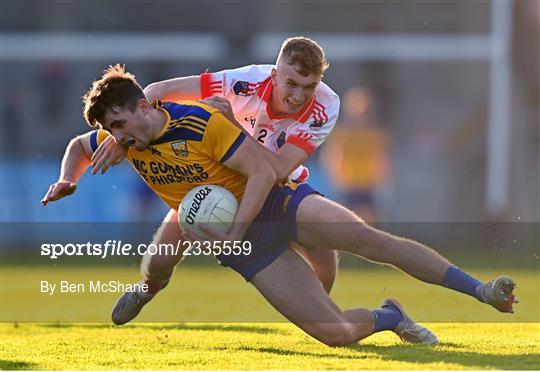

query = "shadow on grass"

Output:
[[37, 322, 289, 335], [40, 323, 113, 329], [236, 343, 538, 370], [346, 343, 540, 370], [236, 346, 369, 360], [0, 360, 37, 370], [140, 323, 290, 335]]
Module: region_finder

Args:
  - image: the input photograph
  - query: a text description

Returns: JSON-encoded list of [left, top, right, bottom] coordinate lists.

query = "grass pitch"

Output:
[[1, 265, 539, 369], [1, 323, 539, 370]]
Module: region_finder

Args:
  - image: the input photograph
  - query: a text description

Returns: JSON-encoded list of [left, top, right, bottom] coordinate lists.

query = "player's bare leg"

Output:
[[292, 242, 338, 294], [112, 209, 185, 325], [140, 210, 186, 288], [296, 195, 451, 283], [295, 194, 517, 313], [250, 248, 438, 346]]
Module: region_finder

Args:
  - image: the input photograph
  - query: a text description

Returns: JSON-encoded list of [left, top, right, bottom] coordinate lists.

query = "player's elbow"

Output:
[[275, 167, 290, 182], [242, 156, 276, 185], [259, 164, 277, 185], [71, 136, 92, 162], [249, 159, 276, 186]]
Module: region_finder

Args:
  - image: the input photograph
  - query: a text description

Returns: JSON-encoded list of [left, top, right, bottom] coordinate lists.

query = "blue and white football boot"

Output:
[[381, 299, 439, 345], [476, 275, 517, 313]]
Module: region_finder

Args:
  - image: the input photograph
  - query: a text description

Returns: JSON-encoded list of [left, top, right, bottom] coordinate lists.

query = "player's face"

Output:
[[271, 61, 322, 116], [102, 100, 154, 151]]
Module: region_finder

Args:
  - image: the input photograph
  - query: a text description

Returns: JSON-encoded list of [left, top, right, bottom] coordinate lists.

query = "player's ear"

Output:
[[138, 98, 151, 114], [271, 68, 277, 86]]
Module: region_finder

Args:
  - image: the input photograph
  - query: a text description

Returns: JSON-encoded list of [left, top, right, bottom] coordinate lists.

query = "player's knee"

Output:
[[314, 324, 356, 347]]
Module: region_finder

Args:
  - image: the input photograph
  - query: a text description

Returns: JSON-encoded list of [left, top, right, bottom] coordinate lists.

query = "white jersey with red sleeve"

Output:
[[200, 64, 340, 183]]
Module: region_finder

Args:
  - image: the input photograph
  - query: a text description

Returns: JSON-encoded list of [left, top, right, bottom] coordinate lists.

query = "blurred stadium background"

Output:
[[1, 1, 539, 333], [1, 1, 538, 256]]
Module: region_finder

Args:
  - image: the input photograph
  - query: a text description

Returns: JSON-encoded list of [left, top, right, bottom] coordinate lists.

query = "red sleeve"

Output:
[[200, 72, 212, 99], [200, 72, 223, 99]]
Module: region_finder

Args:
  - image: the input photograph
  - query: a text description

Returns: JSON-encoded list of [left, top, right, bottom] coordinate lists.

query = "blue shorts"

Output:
[[215, 182, 320, 281]]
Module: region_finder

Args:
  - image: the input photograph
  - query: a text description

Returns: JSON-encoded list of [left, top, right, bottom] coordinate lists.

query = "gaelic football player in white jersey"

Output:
[[92, 38, 340, 308]]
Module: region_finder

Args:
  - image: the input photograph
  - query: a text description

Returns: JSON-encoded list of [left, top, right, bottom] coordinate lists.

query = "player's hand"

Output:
[[181, 224, 243, 243], [41, 181, 77, 205], [180, 228, 204, 243], [199, 96, 235, 124], [91, 135, 128, 175], [198, 224, 244, 243]]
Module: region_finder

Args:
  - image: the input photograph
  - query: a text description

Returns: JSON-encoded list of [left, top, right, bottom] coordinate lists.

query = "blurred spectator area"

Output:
[[1, 1, 538, 222], [320, 87, 392, 223]]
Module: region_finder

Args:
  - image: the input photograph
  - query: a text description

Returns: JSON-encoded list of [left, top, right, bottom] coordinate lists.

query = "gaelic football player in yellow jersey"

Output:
[[43, 65, 517, 347], [91, 37, 339, 295]]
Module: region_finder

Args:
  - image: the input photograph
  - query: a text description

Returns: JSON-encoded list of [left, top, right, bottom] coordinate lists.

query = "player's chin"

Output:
[[283, 106, 300, 115], [284, 101, 303, 114]]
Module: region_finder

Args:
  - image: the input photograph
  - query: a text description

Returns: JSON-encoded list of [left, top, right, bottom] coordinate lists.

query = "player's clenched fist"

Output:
[[41, 181, 77, 205], [92, 135, 128, 175]]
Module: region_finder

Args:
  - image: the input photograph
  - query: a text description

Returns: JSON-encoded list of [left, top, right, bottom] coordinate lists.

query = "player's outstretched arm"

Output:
[[41, 132, 95, 205], [144, 76, 201, 102]]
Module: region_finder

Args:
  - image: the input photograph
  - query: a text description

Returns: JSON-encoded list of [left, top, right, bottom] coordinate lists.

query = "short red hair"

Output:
[[277, 37, 329, 76]]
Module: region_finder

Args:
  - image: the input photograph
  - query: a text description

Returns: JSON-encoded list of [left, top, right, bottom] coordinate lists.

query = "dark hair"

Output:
[[277, 37, 329, 76], [82, 64, 145, 127]]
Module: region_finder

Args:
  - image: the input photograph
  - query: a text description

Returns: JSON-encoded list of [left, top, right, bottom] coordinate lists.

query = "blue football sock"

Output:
[[371, 303, 404, 332], [443, 265, 484, 301]]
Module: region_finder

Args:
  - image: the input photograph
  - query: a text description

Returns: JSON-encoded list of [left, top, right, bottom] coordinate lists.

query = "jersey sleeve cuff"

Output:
[[90, 130, 99, 152], [200, 72, 223, 99], [220, 132, 246, 162], [200, 73, 212, 99], [286, 136, 316, 155]]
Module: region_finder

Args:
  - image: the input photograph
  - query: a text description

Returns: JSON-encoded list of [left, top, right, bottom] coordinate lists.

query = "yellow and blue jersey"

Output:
[[91, 101, 322, 282], [90, 100, 247, 210]]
